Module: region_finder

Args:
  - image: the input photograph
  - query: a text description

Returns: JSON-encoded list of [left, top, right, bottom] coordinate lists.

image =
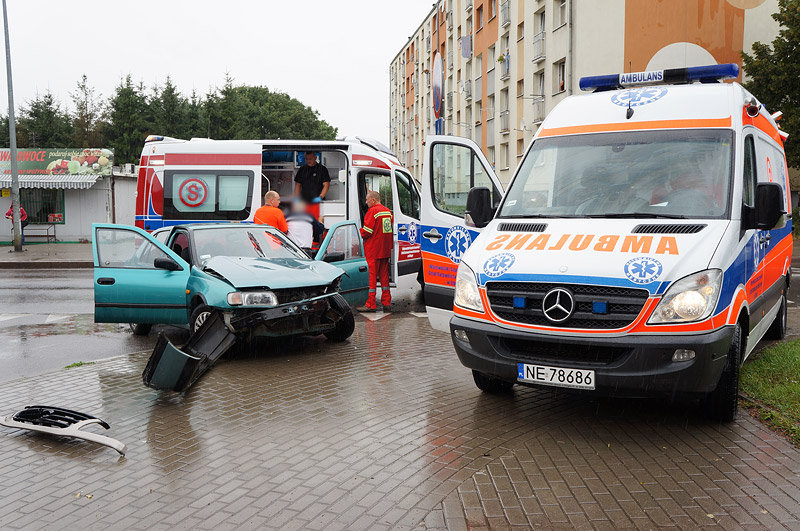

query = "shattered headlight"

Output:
[[648, 269, 722, 324], [227, 291, 279, 307]]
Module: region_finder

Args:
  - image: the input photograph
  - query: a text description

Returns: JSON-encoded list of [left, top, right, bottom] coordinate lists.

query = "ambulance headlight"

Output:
[[454, 262, 484, 312], [227, 291, 279, 307], [648, 269, 723, 324]]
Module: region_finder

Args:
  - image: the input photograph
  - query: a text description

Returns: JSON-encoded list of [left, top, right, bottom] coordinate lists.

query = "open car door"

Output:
[[316, 221, 369, 307], [92, 223, 190, 324], [392, 168, 423, 280], [420, 136, 504, 332]]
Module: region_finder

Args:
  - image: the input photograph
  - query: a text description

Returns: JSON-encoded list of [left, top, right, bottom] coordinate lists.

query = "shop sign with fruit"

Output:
[[0, 148, 114, 176]]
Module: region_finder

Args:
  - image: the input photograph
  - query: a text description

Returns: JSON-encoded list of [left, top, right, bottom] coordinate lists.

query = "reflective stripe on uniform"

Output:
[[363, 227, 374, 233]]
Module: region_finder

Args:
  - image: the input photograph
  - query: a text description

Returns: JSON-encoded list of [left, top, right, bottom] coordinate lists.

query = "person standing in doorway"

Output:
[[253, 191, 288, 233], [5, 204, 27, 244], [294, 151, 330, 220], [358, 190, 393, 312]]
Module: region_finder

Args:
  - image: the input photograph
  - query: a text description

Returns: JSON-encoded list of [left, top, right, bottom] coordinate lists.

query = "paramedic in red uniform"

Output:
[[294, 151, 330, 220], [358, 190, 393, 312]]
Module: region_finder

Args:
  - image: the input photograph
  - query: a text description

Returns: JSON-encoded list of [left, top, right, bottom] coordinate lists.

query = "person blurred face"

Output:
[[305, 153, 317, 166]]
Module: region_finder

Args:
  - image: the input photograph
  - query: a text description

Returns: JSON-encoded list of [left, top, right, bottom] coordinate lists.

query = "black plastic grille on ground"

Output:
[[490, 336, 632, 366], [12, 406, 110, 429], [485, 282, 649, 329]]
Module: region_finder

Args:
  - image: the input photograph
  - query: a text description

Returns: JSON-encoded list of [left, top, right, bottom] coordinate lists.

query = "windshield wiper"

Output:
[[247, 231, 266, 258], [583, 212, 689, 219]]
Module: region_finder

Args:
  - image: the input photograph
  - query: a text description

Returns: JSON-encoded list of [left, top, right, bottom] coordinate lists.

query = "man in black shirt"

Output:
[[294, 151, 330, 219]]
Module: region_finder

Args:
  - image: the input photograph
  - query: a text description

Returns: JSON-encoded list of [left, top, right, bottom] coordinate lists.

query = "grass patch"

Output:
[[64, 361, 95, 369], [740, 338, 800, 446]]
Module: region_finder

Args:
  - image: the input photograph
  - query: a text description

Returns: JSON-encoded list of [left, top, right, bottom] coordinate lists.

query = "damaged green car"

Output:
[[92, 222, 369, 391]]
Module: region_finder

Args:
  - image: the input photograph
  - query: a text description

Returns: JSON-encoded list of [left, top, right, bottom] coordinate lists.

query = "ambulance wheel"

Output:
[[190, 304, 214, 335], [324, 294, 355, 342], [129, 323, 152, 336], [417, 267, 425, 288], [472, 370, 514, 394], [765, 293, 787, 340], [703, 323, 741, 422]]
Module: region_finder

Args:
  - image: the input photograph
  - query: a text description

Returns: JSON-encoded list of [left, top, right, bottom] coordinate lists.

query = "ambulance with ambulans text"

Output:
[[136, 137, 422, 285], [419, 64, 790, 421]]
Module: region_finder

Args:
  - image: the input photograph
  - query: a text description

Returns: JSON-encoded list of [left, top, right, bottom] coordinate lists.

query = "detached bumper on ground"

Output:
[[450, 316, 734, 398], [143, 295, 349, 392]]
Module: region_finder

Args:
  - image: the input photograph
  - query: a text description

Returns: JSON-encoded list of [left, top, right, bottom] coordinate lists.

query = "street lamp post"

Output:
[[2, 0, 21, 252]]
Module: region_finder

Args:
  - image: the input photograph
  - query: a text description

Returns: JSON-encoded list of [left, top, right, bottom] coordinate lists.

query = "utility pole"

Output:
[[2, 0, 21, 252]]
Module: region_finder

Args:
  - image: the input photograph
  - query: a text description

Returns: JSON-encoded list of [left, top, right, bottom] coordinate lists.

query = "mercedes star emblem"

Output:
[[541, 287, 575, 323]]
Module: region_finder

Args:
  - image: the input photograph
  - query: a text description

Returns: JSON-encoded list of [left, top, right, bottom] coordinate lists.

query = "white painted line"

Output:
[[0, 314, 28, 322], [45, 314, 72, 324], [410, 312, 428, 318], [361, 313, 390, 321]]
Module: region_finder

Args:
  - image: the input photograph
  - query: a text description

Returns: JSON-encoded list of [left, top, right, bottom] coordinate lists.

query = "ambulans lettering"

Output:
[[618, 70, 664, 86], [484, 233, 680, 255]]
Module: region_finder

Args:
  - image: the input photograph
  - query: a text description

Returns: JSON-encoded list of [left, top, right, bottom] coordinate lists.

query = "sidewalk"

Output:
[[0, 243, 93, 269]]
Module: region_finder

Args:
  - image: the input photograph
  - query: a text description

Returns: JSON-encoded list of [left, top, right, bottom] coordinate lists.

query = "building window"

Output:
[[517, 138, 525, 157], [490, 0, 496, 19], [554, 60, 566, 93], [517, 22, 524, 41], [555, 0, 567, 28], [475, 100, 482, 123], [488, 147, 495, 166], [517, 78, 524, 98], [501, 143, 509, 169], [477, 6, 483, 29], [20, 188, 65, 224]]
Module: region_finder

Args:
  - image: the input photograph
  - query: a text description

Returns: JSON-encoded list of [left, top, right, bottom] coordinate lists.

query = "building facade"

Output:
[[389, 0, 780, 185]]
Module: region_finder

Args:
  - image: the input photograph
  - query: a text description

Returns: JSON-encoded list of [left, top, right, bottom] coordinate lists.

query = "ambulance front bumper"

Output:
[[450, 316, 734, 398]]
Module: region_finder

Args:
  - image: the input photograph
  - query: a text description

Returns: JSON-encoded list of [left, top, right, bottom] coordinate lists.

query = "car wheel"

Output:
[[190, 304, 214, 335], [129, 323, 152, 336], [703, 323, 742, 422], [324, 294, 355, 342], [765, 293, 787, 340], [472, 370, 515, 394]]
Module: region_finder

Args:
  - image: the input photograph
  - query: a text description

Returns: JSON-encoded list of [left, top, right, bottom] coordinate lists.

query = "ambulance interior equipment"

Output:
[[261, 150, 347, 205], [420, 63, 791, 422]]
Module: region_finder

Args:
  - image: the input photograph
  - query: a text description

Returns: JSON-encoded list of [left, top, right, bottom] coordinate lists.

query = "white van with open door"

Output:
[[136, 136, 422, 285]]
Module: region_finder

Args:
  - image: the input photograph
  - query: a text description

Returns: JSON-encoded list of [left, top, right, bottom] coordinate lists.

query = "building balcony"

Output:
[[464, 80, 473, 100], [447, 11, 453, 30], [466, 0, 472, 11], [531, 95, 545, 123], [499, 110, 510, 133], [500, 1, 510, 27], [532, 32, 545, 62], [500, 63, 510, 81], [448, 50, 453, 70]]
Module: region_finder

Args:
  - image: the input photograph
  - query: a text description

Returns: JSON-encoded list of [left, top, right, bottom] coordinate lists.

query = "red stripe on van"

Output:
[[165, 153, 261, 165]]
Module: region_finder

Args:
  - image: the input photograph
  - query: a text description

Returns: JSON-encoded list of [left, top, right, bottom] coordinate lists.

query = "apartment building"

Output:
[[389, 0, 780, 184]]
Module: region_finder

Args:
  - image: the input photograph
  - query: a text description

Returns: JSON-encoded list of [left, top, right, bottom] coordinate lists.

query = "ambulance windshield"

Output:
[[499, 129, 733, 219]]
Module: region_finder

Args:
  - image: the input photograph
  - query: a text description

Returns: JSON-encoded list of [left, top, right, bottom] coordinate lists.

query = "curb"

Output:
[[0, 261, 93, 269]]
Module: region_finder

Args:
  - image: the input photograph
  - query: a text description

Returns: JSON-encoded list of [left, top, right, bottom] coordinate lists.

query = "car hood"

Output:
[[463, 218, 730, 295], [202, 256, 344, 289]]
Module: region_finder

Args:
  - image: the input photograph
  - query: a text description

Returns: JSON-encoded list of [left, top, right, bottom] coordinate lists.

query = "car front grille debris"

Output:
[[142, 311, 237, 393], [0, 405, 127, 455]]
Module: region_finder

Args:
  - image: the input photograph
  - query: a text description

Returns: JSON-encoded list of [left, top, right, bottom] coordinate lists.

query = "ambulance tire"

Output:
[[129, 323, 152, 336], [703, 323, 741, 422], [324, 294, 355, 342], [190, 304, 214, 336], [765, 293, 787, 340], [472, 370, 515, 394]]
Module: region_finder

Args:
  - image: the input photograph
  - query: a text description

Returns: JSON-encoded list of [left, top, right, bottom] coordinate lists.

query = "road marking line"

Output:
[[409, 312, 428, 318], [45, 314, 73, 324], [0, 314, 29, 322], [361, 313, 390, 321]]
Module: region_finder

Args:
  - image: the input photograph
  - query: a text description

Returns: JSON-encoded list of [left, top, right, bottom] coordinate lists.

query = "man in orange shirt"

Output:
[[358, 190, 393, 312], [253, 191, 288, 232]]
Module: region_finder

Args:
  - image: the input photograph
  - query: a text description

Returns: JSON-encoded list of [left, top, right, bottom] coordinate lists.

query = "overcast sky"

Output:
[[0, 0, 435, 145]]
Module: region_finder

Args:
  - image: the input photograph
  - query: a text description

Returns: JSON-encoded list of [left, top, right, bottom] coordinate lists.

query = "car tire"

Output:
[[129, 323, 152, 336], [190, 304, 214, 335], [472, 370, 515, 394], [703, 323, 742, 422], [324, 294, 355, 342], [765, 293, 787, 340]]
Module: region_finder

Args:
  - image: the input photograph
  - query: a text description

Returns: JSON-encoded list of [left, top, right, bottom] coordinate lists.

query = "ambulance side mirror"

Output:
[[755, 182, 786, 230], [465, 187, 493, 228], [338, 169, 347, 183]]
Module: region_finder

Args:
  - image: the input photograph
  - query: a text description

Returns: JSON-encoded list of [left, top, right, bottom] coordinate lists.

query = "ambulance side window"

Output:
[[431, 143, 499, 216], [163, 170, 254, 221], [395, 170, 420, 219], [742, 135, 756, 208]]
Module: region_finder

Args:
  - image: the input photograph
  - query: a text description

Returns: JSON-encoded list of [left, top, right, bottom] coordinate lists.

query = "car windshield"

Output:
[[192, 227, 305, 264], [498, 129, 734, 219]]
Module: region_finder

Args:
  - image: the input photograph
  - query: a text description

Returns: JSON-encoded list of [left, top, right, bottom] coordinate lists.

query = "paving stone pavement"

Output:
[[0, 313, 799, 529]]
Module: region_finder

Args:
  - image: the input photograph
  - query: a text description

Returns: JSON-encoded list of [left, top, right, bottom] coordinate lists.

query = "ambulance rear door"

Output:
[[420, 135, 504, 332], [391, 167, 422, 280]]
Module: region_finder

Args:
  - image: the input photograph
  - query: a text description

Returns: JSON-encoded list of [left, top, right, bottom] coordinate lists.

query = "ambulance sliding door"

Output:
[[420, 136, 504, 332]]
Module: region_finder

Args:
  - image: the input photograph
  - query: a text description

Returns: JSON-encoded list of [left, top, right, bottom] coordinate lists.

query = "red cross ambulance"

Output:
[[135, 137, 422, 285], [419, 64, 790, 421]]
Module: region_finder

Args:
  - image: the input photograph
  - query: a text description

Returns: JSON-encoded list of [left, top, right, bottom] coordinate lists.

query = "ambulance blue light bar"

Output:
[[145, 135, 164, 142], [579, 63, 740, 92]]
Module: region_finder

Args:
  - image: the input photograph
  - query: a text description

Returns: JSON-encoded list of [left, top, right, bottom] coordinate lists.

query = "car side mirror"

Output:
[[319, 251, 345, 263], [154, 256, 183, 271], [338, 169, 347, 183], [755, 182, 786, 230], [465, 186, 493, 228]]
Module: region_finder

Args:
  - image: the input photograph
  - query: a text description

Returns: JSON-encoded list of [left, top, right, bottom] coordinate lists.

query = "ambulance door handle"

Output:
[[765, 233, 771, 242], [759, 236, 766, 246]]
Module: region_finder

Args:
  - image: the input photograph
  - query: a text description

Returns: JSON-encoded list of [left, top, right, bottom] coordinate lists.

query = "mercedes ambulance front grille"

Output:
[[485, 282, 649, 329], [489, 336, 632, 366], [632, 223, 706, 234]]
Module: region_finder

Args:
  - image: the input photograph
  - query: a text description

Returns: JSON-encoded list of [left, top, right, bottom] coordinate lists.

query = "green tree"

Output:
[[71, 74, 103, 147], [107, 75, 150, 164], [17, 91, 73, 148], [742, 0, 800, 167], [0, 115, 10, 148]]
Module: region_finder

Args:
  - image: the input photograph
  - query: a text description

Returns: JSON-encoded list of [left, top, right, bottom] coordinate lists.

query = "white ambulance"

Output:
[[135, 137, 422, 284], [420, 64, 791, 420]]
